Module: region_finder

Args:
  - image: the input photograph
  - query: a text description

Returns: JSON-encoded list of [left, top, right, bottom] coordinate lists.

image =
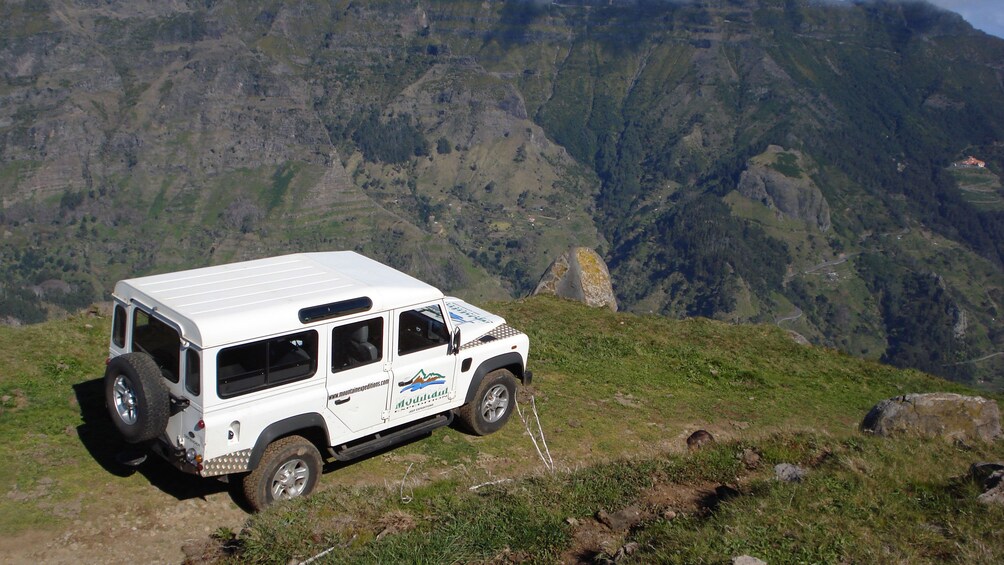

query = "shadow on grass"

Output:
[[73, 377, 447, 512], [72, 377, 240, 506]]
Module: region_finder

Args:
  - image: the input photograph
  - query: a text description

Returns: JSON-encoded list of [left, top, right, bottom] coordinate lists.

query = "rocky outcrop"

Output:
[[737, 147, 831, 231], [861, 393, 1002, 442], [533, 248, 617, 311]]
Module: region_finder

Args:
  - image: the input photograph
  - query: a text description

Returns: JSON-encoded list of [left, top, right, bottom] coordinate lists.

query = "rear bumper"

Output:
[[149, 438, 200, 475]]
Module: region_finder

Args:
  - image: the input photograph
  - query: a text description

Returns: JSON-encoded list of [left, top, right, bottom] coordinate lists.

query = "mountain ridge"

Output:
[[1, 0, 1002, 387]]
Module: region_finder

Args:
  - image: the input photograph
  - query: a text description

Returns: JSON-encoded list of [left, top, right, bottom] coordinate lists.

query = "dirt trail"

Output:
[[2, 378, 254, 564], [1, 380, 730, 564], [2, 481, 245, 565]]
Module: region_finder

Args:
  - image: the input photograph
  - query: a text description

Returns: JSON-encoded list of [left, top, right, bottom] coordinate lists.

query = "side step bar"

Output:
[[329, 412, 453, 462]]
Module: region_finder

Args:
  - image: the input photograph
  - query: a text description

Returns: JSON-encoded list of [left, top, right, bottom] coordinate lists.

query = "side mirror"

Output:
[[451, 327, 462, 355]]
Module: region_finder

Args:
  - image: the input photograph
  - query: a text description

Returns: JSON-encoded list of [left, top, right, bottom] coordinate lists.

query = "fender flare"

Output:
[[463, 352, 527, 404], [248, 413, 329, 471]]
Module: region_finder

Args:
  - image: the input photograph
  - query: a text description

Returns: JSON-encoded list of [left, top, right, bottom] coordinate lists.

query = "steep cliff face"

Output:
[[737, 147, 831, 232]]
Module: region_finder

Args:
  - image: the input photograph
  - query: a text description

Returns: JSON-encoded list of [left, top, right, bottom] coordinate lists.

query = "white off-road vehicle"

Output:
[[103, 252, 531, 510]]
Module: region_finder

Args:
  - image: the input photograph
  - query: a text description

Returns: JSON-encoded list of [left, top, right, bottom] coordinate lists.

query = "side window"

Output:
[[398, 304, 450, 356], [217, 330, 318, 398], [112, 305, 127, 348], [132, 309, 180, 383], [332, 317, 383, 373], [185, 349, 201, 396]]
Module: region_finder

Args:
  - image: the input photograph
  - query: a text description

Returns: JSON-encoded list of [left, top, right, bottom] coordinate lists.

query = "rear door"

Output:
[[325, 313, 392, 432], [388, 301, 458, 421], [130, 308, 193, 444]]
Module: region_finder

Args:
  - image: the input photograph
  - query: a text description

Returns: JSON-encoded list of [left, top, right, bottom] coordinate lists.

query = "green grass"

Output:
[[231, 433, 1004, 564], [770, 152, 803, 178], [221, 297, 1001, 563], [1, 297, 1001, 562], [0, 313, 113, 532]]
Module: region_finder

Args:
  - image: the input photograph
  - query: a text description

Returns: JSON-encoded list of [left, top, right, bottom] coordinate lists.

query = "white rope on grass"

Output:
[[469, 478, 512, 491], [516, 395, 555, 473], [298, 534, 357, 565], [531, 396, 554, 470], [399, 462, 414, 504]]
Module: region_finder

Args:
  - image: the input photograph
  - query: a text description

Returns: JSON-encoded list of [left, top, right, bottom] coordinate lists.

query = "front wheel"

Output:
[[242, 436, 322, 511], [457, 369, 517, 436]]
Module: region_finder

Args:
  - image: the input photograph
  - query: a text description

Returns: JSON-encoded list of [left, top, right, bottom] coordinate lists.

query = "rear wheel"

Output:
[[457, 369, 517, 436], [243, 436, 322, 511], [104, 353, 170, 443]]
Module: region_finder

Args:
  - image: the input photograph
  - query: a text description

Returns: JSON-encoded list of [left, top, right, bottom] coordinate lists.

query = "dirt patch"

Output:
[[2, 477, 247, 565], [0, 389, 30, 414], [561, 513, 632, 564], [375, 509, 417, 540], [641, 480, 720, 515], [558, 471, 756, 564]]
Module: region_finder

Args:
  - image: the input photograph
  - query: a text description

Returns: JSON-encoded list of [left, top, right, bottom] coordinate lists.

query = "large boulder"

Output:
[[861, 393, 1001, 442], [533, 247, 617, 311]]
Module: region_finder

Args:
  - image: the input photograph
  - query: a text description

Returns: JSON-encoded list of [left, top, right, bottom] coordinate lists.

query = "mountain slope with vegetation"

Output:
[[0, 297, 1001, 563], [1, 0, 1002, 387]]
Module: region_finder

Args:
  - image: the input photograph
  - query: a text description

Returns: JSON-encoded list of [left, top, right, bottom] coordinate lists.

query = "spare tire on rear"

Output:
[[104, 352, 170, 443]]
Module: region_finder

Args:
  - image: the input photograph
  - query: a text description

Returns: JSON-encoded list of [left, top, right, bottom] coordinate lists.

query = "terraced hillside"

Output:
[[1, 0, 1002, 387]]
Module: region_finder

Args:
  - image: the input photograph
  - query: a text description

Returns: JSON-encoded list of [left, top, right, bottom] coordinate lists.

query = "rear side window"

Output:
[[332, 317, 383, 373], [132, 309, 180, 383], [185, 349, 201, 396], [112, 305, 127, 348], [217, 330, 318, 398]]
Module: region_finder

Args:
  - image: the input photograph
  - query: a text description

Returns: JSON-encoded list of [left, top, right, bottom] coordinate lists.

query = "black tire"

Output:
[[242, 436, 322, 512], [457, 369, 517, 436], [104, 352, 170, 444]]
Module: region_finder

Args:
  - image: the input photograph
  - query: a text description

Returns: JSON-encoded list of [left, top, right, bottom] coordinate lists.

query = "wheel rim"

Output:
[[270, 459, 310, 500], [480, 383, 510, 423], [112, 376, 138, 425]]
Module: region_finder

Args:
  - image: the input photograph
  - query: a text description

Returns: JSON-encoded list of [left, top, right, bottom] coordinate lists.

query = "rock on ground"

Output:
[[686, 430, 715, 450], [861, 393, 1001, 442], [774, 463, 806, 483], [978, 484, 1004, 505], [595, 506, 643, 531], [533, 247, 617, 311], [971, 461, 1004, 506], [741, 448, 761, 469], [970, 462, 1004, 489]]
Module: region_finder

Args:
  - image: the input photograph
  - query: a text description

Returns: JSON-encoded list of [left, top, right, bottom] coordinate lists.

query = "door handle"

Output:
[[333, 396, 351, 405]]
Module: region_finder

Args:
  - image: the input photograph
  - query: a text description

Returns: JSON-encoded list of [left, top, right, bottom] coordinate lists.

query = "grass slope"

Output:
[[0, 297, 1001, 563]]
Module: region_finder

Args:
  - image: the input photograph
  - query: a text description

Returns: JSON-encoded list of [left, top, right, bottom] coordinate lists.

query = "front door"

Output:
[[325, 313, 392, 432], [389, 302, 457, 421]]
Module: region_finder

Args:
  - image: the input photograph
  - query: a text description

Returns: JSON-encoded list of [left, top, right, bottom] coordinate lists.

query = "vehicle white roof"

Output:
[[112, 252, 443, 348]]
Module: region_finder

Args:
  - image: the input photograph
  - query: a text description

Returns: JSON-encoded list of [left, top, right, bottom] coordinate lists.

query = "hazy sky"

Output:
[[927, 0, 1004, 38]]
